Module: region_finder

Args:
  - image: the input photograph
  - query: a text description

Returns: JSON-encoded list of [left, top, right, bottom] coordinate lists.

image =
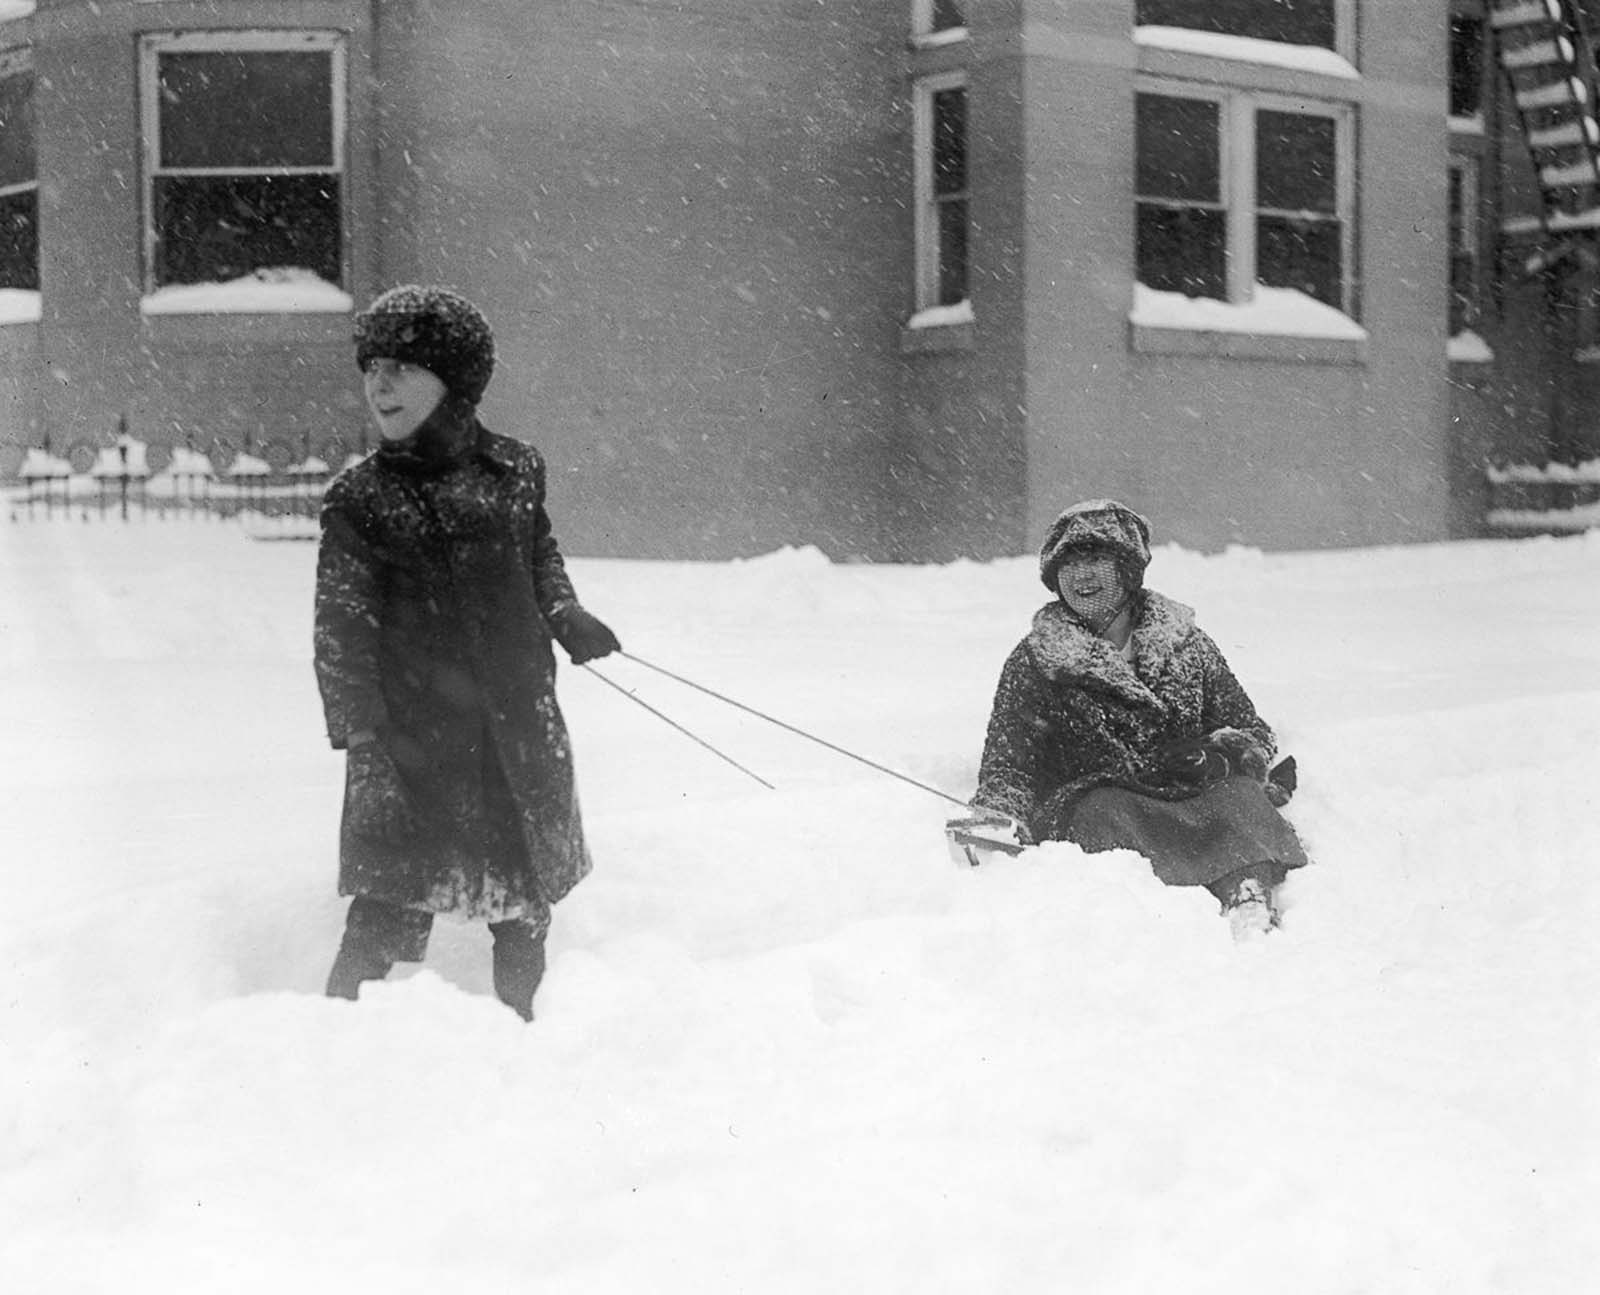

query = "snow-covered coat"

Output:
[[313, 411, 591, 916], [973, 590, 1277, 845]]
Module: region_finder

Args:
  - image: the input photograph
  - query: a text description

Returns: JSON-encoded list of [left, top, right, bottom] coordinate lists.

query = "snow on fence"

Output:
[[1484, 457, 1600, 533], [5, 437, 364, 536]]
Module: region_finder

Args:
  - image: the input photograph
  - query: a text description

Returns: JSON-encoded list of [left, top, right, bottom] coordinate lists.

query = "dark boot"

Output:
[[325, 937, 394, 1000], [489, 916, 548, 1021], [326, 897, 433, 1001]]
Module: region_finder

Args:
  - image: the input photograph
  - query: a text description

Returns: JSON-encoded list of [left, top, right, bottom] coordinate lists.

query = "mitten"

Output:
[[345, 740, 418, 842], [551, 605, 621, 665], [1204, 727, 1271, 782], [1154, 736, 1232, 787]]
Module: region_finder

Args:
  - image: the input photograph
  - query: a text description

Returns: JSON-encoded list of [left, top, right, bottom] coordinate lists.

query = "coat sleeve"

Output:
[[972, 644, 1055, 834], [313, 482, 390, 749], [1195, 631, 1277, 763], [524, 451, 580, 619]]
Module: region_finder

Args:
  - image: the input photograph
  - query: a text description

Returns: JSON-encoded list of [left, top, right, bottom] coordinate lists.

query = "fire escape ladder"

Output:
[[1492, 0, 1600, 272]]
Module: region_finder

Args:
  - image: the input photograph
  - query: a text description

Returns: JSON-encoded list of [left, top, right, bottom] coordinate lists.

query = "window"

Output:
[[1449, 13, 1485, 121], [1135, 85, 1354, 313], [913, 0, 967, 40], [913, 74, 969, 311], [139, 30, 345, 293], [1448, 155, 1481, 333], [0, 45, 35, 292], [1135, 0, 1340, 51]]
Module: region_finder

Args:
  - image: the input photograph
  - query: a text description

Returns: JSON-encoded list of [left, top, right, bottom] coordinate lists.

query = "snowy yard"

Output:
[[2, 520, 1597, 1293]]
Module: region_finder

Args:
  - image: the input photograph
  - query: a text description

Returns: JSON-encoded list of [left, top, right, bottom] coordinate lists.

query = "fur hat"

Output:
[[353, 285, 496, 405], [1038, 499, 1153, 592]]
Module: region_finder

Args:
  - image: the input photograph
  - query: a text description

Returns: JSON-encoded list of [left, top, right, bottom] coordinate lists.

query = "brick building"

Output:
[[0, 1, 1595, 557]]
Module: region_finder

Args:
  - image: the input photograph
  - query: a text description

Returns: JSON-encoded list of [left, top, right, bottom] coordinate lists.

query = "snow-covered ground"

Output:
[[3, 520, 1597, 1293]]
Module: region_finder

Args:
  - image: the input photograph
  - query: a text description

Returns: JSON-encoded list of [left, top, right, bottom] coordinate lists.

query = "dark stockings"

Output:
[[325, 896, 548, 1019]]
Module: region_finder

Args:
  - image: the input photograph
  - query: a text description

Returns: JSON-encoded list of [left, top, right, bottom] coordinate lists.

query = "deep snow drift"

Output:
[[2, 520, 1597, 1293]]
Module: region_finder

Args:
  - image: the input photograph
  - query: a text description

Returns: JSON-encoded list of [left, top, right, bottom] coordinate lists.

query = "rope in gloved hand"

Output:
[[594, 649, 970, 810]]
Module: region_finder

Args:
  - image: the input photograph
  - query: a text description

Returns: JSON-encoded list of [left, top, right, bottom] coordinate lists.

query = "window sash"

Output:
[[914, 72, 970, 310], [0, 45, 34, 291], [1134, 0, 1349, 57], [1136, 80, 1354, 312], [0, 51, 33, 194], [912, 0, 967, 38], [139, 30, 346, 291], [1447, 154, 1481, 332], [1448, 13, 1486, 121]]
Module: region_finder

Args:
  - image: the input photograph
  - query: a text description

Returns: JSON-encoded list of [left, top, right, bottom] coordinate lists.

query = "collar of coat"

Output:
[[378, 401, 519, 479], [1025, 589, 1197, 707]]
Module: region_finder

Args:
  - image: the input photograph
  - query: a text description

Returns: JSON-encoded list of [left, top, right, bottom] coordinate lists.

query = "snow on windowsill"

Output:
[[1132, 283, 1367, 340], [1487, 457, 1600, 484], [0, 2, 36, 21], [1134, 26, 1359, 80], [912, 27, 970, 49], [0, 289, 41, 325], [141, 271, 353, 317], [1487, 501, 1600, 532], [1450, 113, 1486, 136], [1448, 331, 1494, 363], [906, 300, 975, 329]]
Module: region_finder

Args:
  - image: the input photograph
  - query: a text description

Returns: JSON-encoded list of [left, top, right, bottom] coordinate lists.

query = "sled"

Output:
[[945, 814, 1027, 868]]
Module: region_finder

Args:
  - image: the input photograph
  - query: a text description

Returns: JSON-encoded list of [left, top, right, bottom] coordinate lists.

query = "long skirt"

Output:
[[1056, 776, 1308, 889]]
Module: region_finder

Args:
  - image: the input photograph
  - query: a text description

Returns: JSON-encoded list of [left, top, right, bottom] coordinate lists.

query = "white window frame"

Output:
[[913, 70, 970, 313], [0, 43, 35, 294], [1136, 77, 1357, 315], [1134, 0, 1356, 63], [912, 0, 969, 47], [137, 28, 347, 300]]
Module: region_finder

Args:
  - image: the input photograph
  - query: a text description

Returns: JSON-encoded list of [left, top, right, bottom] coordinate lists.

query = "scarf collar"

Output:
[[376, 394, 481, 476], [1025, 589, 1197, 708]]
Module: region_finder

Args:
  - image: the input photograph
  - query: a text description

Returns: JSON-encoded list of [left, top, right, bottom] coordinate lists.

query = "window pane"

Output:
[[1450, 251, 1478, 333], [1136, 203, 1227, 299], [1449, 17, 1484, 118], [1256, 214, 1341, 306], [1256, 110, 1336, 214], [932, 1, 966, 30], [937, 197, 969, 304], [0, 69, 34, 190], [153, 174, 341, 286], [1136, 93, 1220, 203], [1135, 0, 1336, 50], [158, 51, 333, 169], [0, 188, 36, 290], [932, 88, 966, 196]]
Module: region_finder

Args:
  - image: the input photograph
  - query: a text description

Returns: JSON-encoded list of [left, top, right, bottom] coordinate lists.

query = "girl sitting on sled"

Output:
[[954, 499, 1306, 937]]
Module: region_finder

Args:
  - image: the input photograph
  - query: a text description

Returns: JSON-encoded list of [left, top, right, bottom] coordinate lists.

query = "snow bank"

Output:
[[2, 524, 1597, 1292]]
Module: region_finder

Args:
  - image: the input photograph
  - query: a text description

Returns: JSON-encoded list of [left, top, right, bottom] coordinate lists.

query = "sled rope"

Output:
[[582, 664, 776, 790], [618, 651, 970, 809]]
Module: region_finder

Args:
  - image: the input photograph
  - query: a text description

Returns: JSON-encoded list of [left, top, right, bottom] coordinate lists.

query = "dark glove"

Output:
[[1204, 727, 1271, 782], [1153, 737, 1234, 787], [345, 740, 418, 842], [551, 605, 621, 665]]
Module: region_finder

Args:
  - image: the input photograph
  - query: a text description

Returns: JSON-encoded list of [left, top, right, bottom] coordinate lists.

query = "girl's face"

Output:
[[1055, 548, 1129, 626], [363, 358, 448, 442]]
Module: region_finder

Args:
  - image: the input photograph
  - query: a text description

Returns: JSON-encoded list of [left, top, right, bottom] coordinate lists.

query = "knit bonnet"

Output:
[[354, 285, 496, 406], [1038, 499, 1153, 592]]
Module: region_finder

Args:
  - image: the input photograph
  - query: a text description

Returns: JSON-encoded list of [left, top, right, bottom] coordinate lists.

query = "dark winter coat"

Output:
[[313, 413, 591, 916], [973, 590, 1278, 845]]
